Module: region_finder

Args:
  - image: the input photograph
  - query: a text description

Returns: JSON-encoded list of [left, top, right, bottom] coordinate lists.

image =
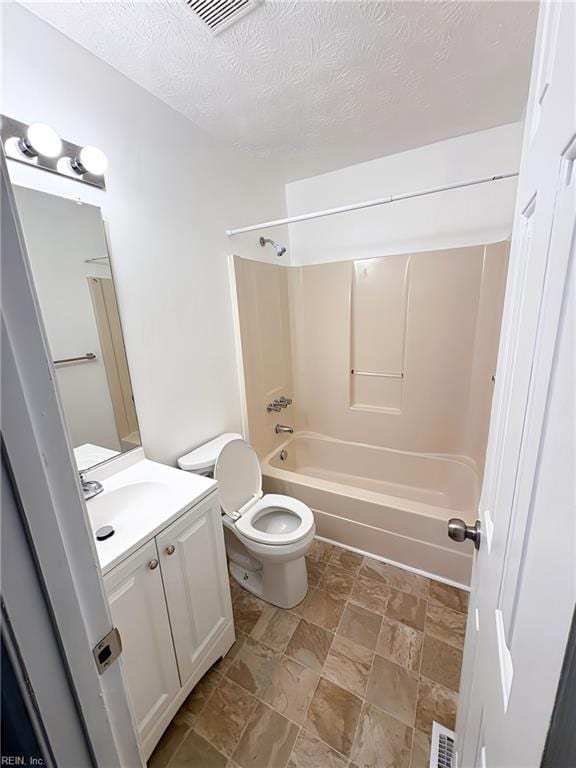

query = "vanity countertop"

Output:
[[85, 456, 217, 574]]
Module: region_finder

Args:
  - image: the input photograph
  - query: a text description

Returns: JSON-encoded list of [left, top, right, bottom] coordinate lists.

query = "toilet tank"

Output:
[[178, 433, 242, 477]]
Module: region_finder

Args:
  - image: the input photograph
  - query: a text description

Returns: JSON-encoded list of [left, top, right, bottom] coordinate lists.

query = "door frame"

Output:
[[2, 450, 92, 767], [1, 150, 142, 766]]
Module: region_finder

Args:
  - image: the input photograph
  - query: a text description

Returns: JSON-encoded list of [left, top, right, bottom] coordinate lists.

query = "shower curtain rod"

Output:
[[225, 171, 519, 236]]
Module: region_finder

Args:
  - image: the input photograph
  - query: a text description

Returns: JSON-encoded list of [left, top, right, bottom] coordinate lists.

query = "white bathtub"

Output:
[[262, 433, 478, 586]]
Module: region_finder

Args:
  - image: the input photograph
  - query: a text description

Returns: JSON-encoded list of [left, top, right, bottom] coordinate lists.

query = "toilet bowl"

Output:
[[178, 435, 315, 608]]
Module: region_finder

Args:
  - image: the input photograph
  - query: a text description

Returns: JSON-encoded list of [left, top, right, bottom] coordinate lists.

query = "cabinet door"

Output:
[[157, 493, 233, 684], [104, 540, 180, 742]]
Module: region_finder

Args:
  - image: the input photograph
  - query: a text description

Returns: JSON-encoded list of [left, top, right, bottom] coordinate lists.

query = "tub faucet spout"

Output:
[[275, 424, 293, 434]]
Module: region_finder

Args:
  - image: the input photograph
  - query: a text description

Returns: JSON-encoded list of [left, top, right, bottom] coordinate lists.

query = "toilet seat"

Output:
[[235, 494, 314, 546], [215, 439, 314, 547]]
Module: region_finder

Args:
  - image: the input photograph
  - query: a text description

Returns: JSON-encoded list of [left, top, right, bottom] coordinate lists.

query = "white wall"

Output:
[[285, 123, 523, 265], [3, 2, 289, 466]]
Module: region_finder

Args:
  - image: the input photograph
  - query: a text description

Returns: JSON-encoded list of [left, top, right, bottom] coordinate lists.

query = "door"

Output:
[[157, 493, 234, 685], [456, 2, 576, 766], [105, 540, 180, 743], [2, 152, 142, 766]]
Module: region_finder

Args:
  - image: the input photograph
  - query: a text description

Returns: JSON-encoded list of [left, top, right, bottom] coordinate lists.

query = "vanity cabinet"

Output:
[[157, 494, 232, 686], [103, 490, 234, 759], [105, 539, 180, 743]]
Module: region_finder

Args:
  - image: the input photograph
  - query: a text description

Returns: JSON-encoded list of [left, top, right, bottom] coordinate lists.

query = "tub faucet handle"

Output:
[[267, 403, 282, 413], [273, 399, 288, 408], [279, 396, 292, 405]]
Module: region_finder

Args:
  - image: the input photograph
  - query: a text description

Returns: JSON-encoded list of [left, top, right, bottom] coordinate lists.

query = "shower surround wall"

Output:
[[290, 242, 509, 473], [234, 242, 508, 584], [233, 257, 301, 459]]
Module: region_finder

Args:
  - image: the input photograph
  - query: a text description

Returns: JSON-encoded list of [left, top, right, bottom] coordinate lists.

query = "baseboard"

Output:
[[313, 531, 471, 592]]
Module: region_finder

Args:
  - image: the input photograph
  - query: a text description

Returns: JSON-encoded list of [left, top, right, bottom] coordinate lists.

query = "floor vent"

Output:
[[184, 0, 263, 36], [430, 722, 456, 768]]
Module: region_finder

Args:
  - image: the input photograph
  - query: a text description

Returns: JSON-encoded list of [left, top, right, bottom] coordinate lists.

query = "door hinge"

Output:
[[93, 627, 122, 675]]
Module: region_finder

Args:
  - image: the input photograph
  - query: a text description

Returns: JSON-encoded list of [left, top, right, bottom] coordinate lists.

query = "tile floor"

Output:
[[149, 540, 469, 768]]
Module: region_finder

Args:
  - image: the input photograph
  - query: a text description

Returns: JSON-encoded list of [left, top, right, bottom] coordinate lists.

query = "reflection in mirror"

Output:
[[13, 186, 141, 471]]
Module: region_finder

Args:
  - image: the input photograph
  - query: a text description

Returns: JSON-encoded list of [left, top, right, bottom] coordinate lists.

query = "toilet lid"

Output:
[[215, 439, 262, 517]]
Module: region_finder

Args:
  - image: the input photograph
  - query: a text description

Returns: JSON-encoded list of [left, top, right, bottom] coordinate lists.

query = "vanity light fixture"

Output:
[[1, 115, 107, 190]]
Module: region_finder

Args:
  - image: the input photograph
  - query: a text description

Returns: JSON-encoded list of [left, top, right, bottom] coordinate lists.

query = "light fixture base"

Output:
[[70, 156, 87, 175], [17, 137, 37, 158]]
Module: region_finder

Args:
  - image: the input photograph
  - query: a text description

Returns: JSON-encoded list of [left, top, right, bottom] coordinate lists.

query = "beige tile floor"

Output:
[[149, 540, 469, 768]]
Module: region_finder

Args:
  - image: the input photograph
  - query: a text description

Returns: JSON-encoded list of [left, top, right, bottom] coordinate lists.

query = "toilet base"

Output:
[[229, 561, 264, 599], [229, 555, 309, 609]]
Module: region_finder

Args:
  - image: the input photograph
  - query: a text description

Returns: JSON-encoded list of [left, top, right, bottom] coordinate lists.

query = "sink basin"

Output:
[[87, 481, 172, 532], [83, 455, 217, 574]]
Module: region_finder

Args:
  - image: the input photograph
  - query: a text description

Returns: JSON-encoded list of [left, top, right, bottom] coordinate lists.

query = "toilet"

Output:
[[178, 434, 315, 608]]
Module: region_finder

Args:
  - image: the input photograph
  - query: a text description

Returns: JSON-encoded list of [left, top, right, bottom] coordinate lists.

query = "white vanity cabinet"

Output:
[[103, 490, 234, 760], [156, 493, 233, 686], [104, 539, 180, 743]]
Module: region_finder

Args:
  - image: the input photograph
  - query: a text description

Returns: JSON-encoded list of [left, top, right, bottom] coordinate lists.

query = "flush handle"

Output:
[[148, 558, 159, 570], [165, 545, 175, 555], [448, 518, 481, 550]]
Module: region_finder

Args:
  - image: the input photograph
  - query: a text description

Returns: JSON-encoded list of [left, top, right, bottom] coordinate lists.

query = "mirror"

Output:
[[13, 186, 141, 471]]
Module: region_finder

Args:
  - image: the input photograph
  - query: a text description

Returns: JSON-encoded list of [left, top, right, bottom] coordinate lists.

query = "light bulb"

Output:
[[25, 122, 62, 157], [78, 146, 108, 176]]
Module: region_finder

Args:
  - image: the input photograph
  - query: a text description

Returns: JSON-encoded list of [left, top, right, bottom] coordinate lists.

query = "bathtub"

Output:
[[261, 433, 478, 586]]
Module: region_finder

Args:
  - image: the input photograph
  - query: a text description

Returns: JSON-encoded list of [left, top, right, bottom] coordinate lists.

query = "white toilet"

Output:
[[178, 434, 315, 608]]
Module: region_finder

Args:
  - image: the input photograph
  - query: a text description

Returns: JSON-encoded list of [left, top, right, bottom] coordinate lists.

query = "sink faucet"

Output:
[[275, 424, 293, 434], [80, 472, 104, 501]]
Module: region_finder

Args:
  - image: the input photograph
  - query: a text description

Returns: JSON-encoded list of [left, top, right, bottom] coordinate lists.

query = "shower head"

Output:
[[259, 236, 286, 258]]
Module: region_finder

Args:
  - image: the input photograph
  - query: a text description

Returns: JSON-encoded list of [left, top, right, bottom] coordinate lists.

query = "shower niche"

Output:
[[350, 255, 410, 413]]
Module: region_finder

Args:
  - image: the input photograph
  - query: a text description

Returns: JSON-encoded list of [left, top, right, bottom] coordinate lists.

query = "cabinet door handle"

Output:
[[165, 545, 175, 555], [148, 559, 159, 570]]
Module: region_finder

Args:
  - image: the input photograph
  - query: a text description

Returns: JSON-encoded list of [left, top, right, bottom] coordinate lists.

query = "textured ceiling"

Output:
[[21, 0, 538, 181]]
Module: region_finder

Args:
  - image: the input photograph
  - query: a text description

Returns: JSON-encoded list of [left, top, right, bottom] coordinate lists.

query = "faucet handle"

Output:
[[279, 396, 293, 405], [273, 399, 288, 408], [267, 403, 282, 413]]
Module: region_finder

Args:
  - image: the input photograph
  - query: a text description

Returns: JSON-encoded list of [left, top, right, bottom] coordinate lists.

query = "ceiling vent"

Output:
[[185, 0, 263, 36]]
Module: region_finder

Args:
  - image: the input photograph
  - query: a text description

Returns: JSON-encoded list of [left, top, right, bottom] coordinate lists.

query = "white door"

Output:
[[456, 2, 576, 766], [105, 540, 181, 743], [157, 493, 234, 685]]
